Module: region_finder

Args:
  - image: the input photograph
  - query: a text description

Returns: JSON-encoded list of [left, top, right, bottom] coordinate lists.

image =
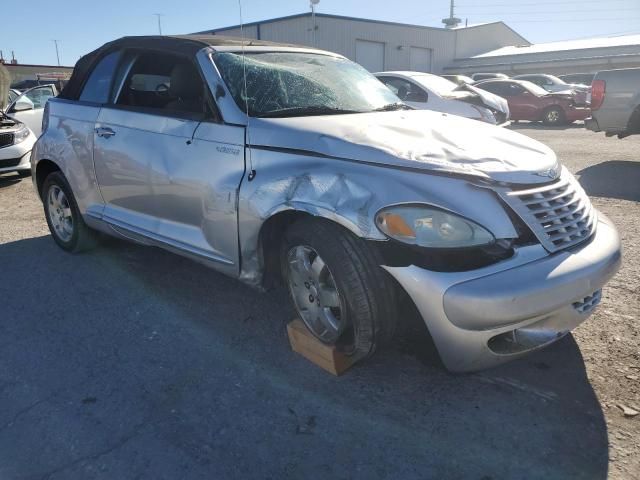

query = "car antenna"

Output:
[[238, 0, 256, 181]]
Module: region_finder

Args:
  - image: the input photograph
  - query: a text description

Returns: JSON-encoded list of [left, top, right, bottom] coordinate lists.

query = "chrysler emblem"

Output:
[[535, 166, 559, 179]]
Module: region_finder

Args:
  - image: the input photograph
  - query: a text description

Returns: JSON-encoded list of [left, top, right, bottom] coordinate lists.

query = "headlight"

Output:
[[375, 205, 495, 248], [471, 105, 496, 124], [13, 125, 31, 145]]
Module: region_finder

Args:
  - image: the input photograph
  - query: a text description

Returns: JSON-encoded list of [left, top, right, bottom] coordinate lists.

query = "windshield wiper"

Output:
[[256, 106, 364, 118], [372, 103, 413, 112]]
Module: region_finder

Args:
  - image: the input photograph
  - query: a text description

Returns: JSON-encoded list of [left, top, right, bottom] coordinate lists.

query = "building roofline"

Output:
[[2, 63, 74, 69], [454, 21, 529, 45], [444, 51, 640, 71], [196, 12, 461, 34]]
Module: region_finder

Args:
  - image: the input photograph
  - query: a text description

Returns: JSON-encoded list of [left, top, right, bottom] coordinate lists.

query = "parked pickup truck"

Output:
[[585, 67, 640, 138]]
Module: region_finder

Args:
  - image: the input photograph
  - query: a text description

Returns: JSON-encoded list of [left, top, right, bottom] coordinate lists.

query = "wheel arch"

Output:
[[35, 159, 63, 200], [254, 205, 372, 289]]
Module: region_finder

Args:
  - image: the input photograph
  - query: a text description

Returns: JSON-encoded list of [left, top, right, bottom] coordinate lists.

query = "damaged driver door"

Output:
[[93, 49, 246, 276]]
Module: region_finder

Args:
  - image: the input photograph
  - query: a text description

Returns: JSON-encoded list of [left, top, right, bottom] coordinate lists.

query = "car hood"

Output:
[[249, 110, 559, 184], [445, 83, 510, 115]]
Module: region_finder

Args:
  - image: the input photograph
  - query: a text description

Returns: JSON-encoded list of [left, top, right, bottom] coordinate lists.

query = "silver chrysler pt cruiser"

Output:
[[31, 36, 621, 372]]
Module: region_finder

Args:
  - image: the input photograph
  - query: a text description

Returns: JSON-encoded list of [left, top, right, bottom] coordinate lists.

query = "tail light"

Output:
[[591, 80, 606, 111]]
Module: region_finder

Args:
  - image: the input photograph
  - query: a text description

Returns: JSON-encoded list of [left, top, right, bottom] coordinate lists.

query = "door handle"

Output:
[[95, 127, 116, 138]]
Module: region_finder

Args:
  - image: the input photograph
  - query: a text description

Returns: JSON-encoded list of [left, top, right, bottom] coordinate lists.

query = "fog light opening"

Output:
[[488, 325, 567, 355]]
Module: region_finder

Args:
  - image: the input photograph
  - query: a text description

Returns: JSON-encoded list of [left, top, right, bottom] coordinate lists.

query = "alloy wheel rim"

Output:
[[47, 186, 74, 242], [286, 245, 346, 343], [547, 110, 560, 123]]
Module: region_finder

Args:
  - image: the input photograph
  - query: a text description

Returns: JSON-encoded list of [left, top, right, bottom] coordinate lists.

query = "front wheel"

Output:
[[282, 218, 397, 361], [542, 106, 566, 126], [42, 172, 97, 253]]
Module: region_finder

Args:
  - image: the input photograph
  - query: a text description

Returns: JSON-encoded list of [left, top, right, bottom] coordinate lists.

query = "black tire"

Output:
[[542, 106, 566, 126], [282, 218, 397, 361], [42, 171, 97, 253], [17, 170, 31, 178]]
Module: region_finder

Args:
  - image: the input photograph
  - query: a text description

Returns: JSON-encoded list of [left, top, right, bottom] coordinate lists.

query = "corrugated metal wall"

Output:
[[447, 45, 640, 75]]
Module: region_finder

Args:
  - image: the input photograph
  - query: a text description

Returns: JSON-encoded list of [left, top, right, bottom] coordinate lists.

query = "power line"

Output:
[[459, 8, 640, 15], [457, 0, 630, 6], [470, 16, 640, 23]]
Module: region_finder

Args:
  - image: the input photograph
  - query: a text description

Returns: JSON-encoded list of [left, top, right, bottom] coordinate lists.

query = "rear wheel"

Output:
[[282, 218, 397, 361], [43, 172, 97, 253], [542, 106, 566, 126]]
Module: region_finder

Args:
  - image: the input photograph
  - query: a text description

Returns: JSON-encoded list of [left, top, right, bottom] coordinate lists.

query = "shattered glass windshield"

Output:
[[213, 52, 402, 118]]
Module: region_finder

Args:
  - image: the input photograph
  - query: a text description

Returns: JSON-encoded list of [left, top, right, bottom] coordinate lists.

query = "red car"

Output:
[[475, 79, 591, 126]]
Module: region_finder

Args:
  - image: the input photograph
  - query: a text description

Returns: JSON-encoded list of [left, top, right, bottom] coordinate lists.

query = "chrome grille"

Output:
[[573, 290, 601, 314], [497, 167, 597, 253], [0, 133, 14, 148]]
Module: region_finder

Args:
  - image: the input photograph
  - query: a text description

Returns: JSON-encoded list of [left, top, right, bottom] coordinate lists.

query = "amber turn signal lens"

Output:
[[380, 213, 415, 238]]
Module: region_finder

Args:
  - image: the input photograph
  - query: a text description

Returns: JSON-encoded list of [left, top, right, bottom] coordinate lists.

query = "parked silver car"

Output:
[[32, 36, 621, 372]]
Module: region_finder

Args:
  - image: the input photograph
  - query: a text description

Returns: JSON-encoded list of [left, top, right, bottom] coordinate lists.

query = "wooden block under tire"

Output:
[[287, 319, 357, 376]]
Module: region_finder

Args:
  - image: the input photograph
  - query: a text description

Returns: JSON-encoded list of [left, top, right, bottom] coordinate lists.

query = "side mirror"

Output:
[[12, 99, 35, 112]]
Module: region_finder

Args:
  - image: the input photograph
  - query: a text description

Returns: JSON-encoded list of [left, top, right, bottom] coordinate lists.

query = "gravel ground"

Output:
[[0, 125, 638, 479]]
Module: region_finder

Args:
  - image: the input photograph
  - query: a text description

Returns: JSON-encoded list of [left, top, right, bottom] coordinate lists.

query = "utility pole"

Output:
[[153, 14, 164, 35], [310, 0, 320, 46], [52, 39, 61, 66]]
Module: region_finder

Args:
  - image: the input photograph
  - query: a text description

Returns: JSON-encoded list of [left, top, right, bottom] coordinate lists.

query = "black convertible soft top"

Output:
[[59, 34, 297, 100]]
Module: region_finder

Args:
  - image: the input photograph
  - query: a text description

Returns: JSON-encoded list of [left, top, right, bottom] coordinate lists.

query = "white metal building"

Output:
[[445, 34, 640, 76], [196, 13, 528, 73]]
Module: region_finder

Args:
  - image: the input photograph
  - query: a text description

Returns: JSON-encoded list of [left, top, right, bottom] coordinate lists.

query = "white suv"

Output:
[[0, 111, 36, 178]]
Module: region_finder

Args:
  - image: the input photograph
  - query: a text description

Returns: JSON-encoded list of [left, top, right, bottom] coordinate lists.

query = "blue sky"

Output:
[[2, 0, 639, 66]]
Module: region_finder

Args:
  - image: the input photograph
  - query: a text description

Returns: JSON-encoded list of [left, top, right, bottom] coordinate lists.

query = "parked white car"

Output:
[[0, 110, 36, 177], [375, 71, 509, 125], [4, 85, 57, 137]]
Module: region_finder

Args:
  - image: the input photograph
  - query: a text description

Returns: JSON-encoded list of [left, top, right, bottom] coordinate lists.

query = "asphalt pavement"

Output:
[[0, 124, 638, 479]]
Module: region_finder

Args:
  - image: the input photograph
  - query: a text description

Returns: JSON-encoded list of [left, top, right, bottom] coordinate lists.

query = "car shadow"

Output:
[[508, 121, 585, 131], [0, 173, 24, 189], [0, 235, 609, 479], [577, 160, 640, 202]]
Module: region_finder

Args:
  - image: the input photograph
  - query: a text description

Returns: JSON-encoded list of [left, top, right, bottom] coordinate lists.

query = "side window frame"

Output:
[[105, 48, 222, 123], [78, 50, 123, 105], [509, 83, 525, 96], [378, 76, 427, 103], [404, 80, 428, 103]]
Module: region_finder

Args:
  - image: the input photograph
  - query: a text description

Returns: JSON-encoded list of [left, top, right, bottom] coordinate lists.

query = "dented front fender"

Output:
[[237, 147, 518, 286]]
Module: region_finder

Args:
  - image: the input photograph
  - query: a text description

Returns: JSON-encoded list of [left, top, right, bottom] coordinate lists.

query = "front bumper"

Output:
[[0, 150, 32, 174], [384, 214, 621, 372], [0, 132, 35, 174]]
